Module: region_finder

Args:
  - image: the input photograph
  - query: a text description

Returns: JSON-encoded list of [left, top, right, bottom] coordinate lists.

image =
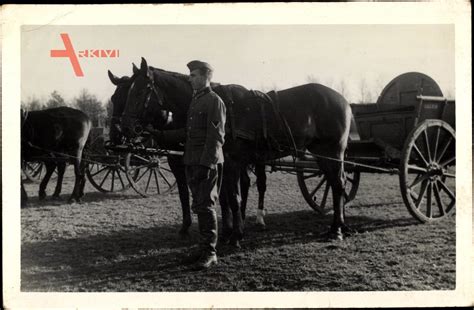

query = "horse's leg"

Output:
[[309, 142, 347, 240], [78, 155, 88, 198], [52, 161, 66, 199], [239, 167, 250, 221], [221, 157, 244, 248], [321, 154, 346, 240], [168, 155, 192, 236], [70, 147, 85, 203], [255, 161, 267, 228], [21, 180, 28, 208], [39, 161, 55, 200]]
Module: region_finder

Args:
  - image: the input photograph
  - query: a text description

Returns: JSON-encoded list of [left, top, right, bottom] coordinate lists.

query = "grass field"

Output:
[[21, 167, 455, 292]]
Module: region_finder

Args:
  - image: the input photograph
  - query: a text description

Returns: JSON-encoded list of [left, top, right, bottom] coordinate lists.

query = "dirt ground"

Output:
[[21, 167, 455, 292]]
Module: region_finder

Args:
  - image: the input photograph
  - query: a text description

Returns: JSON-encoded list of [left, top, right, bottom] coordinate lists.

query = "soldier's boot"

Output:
[[192, 252, 217, 271], [191, 212, 218, 271]]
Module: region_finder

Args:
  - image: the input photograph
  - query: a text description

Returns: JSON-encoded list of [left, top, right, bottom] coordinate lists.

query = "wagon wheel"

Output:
[[22, 161, 57, 183], [85, 152, 135, 193], [400, 120, 455, 223], [297, 168, 360, 215], [22, 161, 46, 183], [124, 152, 177, 197]]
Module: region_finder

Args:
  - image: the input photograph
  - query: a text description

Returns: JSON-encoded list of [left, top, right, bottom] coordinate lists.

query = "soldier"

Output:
[[182, 60, 226, 270]]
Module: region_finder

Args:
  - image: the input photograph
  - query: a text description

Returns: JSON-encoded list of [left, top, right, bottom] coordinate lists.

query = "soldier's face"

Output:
[[189, 69, 209, 90]]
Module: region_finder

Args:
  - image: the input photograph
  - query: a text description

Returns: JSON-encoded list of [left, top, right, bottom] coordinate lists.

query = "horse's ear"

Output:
[[132, 63, 139, 75], [108, 70, 120, 85], [140, 57, 148, 75]]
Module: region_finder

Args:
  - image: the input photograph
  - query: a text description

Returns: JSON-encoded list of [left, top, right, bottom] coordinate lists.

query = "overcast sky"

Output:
[[21, 24, 454, 105]]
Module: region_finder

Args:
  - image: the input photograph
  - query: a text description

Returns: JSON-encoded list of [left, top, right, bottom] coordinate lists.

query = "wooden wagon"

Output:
[[269, 72, 455, 223]]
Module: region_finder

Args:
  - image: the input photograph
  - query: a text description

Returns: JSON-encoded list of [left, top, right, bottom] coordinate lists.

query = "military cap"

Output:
[[187, 60, 213, 72]]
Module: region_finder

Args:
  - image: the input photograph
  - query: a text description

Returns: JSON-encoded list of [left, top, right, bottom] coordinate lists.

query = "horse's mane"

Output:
[[149, 66, 189, 82], [149, 66, 221, 88]]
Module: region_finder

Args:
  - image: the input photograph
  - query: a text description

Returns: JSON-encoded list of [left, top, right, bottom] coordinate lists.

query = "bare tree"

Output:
[[444, 89, 455, 100], [105, 98, 114, 128], [260, 83, 279, 93], [306, 74, 320, 84], [372, 75, 386, 102], [73, 89, 106, 127], [270, 82, 279, 92], [45, 90, 67, 109], [21, 96, 43, 111], [323, 77, 334, 89], [358, 78, 373, 103], [335, 78, 348, 99]]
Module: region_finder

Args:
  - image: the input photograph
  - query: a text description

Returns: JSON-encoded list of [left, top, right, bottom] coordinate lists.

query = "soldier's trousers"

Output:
[[185, 163, 223, 255]]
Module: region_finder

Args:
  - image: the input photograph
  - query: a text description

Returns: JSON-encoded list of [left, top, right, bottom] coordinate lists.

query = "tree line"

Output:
[[21, 89, 112, 128], [22, 77, 455, 127]]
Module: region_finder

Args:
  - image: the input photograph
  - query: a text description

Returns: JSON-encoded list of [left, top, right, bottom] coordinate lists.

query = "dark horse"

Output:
[[108, 65, 268, 238], [121, 58, 352, 242], [107, 67, 192, 235], [21, 107, 92, 204]]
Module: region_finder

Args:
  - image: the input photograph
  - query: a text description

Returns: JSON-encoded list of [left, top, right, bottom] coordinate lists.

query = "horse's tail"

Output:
[[348, 114, 360, 142], [79, 116, 93, 161]]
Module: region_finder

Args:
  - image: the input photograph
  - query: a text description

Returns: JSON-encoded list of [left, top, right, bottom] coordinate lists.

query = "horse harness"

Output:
[[218, 87, 298, 156]]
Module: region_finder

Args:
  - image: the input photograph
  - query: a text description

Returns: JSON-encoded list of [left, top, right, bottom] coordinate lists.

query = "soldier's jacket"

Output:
[[183, 87, 226, 168]]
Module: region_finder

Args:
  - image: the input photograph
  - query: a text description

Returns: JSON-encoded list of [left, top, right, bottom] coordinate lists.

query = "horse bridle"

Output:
[[123, 75, 168, 135]]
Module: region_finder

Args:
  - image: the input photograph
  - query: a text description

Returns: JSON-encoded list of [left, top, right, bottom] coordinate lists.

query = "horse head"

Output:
[[120, 57, 169, 138], [108, 68, 134, 144]]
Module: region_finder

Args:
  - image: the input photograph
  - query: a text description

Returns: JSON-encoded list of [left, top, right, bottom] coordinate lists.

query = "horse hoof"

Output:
[[341, 225, 357, 236], [68, 197, 81, 204], [38, 194, 46, 201], [325, 229, 344, 241], [51, 195, 61, 200], [328, 233, 343, 241], [256, 222, 266, 231]]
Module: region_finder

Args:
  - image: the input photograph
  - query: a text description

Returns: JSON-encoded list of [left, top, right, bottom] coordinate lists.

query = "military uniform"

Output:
[[184, 86, 226, 259]]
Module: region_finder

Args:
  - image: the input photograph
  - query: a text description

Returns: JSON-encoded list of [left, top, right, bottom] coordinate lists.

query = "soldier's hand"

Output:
[[196, 165, 211, 180]]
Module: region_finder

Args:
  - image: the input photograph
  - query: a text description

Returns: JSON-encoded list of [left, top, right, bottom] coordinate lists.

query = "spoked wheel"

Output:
[[22, 161, 46, 183], [297, 166, 360, 215], [400, 120, 455, 223], [86, 152, 134, 193], [124, 153, 177, 197], [22, 161, 57, 183]]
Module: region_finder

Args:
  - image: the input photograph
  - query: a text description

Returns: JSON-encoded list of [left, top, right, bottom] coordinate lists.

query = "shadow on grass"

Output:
[[21, 206, 421, 291], [21, 190, 148, 208], [238, 210, 420, 251]]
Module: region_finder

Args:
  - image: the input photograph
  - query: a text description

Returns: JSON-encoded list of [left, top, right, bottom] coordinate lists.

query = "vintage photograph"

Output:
[[3, 3, 472, 308]]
